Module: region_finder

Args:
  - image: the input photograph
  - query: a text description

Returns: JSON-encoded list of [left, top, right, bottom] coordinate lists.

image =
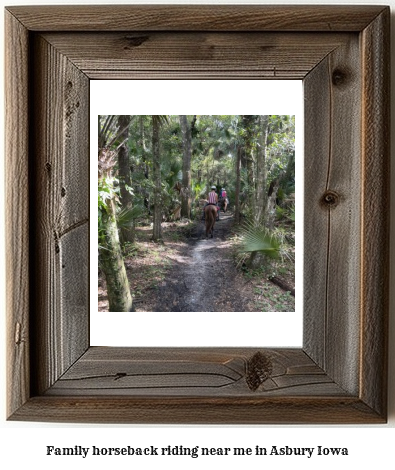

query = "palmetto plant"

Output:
[[116, 204, 145, 232], [238, 221, 281, 260]]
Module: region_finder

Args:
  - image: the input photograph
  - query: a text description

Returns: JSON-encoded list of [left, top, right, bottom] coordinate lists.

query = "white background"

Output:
[[91, 80, 304, 348], [1, 0, 394, 469]]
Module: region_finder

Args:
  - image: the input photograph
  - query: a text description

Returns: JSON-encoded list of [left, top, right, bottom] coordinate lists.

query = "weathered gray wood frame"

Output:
[[5, 5, 389, 423]]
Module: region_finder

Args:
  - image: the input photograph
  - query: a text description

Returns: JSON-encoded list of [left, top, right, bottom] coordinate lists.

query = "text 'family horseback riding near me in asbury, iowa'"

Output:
[[46, 445, 349, 458]]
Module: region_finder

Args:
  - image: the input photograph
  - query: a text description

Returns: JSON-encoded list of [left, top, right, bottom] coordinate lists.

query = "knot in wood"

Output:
[[246, 351, 273, 391], [321, 190, 340, 208], [123, 35, 149, 48], [332, 68, 348, 87]]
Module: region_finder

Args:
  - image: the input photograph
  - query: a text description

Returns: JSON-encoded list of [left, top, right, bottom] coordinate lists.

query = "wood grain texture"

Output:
[[5, 5, 386, 32], [59, 225, 89, 368], [5, 5, 389, 424], [42, 32, 351, 80], [9, 395, 383, 425], [303, 56, 332, 369], [46, 347, 345, 397], [30, 34, 90, 395], [304, 35, 362, 395], [360, 9, 390, 417], [5, 10, 30, 418]]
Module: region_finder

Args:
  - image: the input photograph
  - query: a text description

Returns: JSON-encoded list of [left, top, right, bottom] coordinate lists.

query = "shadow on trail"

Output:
[[153, 211, 251, 312]]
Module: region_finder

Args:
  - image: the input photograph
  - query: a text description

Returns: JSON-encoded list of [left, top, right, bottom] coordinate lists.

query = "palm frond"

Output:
[[238, 222, 280, 259], [117, 204, 145, 229], [152, 115, 169, 127]]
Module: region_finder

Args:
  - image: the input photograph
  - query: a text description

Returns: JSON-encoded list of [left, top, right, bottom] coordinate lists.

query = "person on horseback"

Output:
[[202, 185, 220, 221], [208, 185, 218, 205], [218, 187, 229, 212]]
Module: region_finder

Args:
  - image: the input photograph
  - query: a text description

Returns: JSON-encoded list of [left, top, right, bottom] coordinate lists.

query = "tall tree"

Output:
[[179, 115, 194, 218], [234, 143, 243, 225], [241, 115, 257, 217], [152, 115, 163, 241], [255, 115, 270, 225], [117, 114, 134, 243], [98, 142, 133, 312], [138, 115, 151, 214]]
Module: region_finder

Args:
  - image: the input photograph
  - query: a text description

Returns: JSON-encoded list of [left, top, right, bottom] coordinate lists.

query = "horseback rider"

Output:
[[218, 187, 229, 212], [202, 185, 220, 221], [208, 185, 218, 205]]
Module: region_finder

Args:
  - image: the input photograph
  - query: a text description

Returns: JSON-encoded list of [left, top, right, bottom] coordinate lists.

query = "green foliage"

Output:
[[288, 206, 295, 222], [152, 115, 170, 127], [275, 204, 295, 223], [253, 284, 294, 312], [117, 204, 145, 230], [99, 114, 295, 237], [238, 222, 280, 259], [98, 176, 113, 211], [192, 180, 206, 200]]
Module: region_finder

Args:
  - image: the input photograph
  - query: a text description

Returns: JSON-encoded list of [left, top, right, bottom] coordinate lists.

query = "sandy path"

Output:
[[151, 212, 252, 312]]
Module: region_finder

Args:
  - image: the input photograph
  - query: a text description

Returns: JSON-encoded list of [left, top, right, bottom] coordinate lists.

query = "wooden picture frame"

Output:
[[5, 5, 389, 424]]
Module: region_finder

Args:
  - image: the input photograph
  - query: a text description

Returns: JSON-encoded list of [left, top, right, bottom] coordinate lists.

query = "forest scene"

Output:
[[98, 115, 296, 312]]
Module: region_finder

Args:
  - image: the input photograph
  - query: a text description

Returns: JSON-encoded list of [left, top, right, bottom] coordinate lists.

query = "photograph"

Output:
[[97, 114, 296, 313]]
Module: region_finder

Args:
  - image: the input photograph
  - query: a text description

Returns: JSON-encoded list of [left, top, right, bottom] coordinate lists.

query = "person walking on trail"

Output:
[[202, 185, 220, 221]]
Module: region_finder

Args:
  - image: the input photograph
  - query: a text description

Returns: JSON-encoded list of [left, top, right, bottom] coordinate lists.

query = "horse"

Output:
[[219, 197, 228, 213], [204, 204, 217, 238]]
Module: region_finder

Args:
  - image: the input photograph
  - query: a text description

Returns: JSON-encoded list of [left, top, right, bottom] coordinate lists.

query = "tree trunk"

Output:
[[152, 116, 162, 241], [140, 115, 150, 214], [179, 115, 193, 218], [255, 115, 270, 225], [266, 178, 280, 230], [99, 192, 133, 312], [98, 130, 133, 312], [242, 115, 256, 217], [270, 276, 295, 296], [234, 144, 242, 225], [280, 150, 295, 190], [117, 115, 134, 244]]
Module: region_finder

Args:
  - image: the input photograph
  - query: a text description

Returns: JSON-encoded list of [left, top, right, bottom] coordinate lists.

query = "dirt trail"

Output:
[[148, 212, 252, 312], [98, 209, 295, 312]]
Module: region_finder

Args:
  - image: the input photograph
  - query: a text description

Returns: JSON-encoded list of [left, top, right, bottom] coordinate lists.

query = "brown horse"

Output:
[[219, 197, 228, 212], [204, 204, 217, 238]]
